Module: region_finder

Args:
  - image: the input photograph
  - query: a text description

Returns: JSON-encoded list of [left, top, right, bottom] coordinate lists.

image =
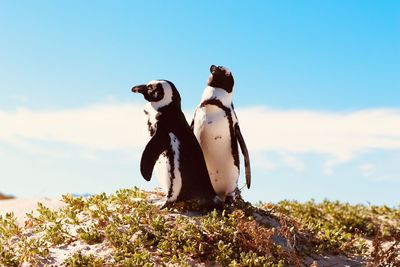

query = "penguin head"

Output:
[[132, 80, 181, 110], [208, 65, 234, 93]]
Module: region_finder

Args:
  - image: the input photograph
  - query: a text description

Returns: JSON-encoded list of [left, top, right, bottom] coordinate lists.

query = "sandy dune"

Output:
[[0, 198, 65, 224]]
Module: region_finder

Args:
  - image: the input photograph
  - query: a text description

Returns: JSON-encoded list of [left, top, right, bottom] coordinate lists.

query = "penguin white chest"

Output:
[[193, 106, 238, 198], [154, 133, 182, 201]]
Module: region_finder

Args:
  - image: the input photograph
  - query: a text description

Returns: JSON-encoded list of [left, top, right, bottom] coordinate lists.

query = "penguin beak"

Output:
[[132, 84, 147, 94], [210, 65, 217, 73]]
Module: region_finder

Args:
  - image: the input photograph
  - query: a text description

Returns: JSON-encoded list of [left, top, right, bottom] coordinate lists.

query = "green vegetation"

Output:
[[64, 251, 105, 267], [270, 200, 400, 254], [0, 188, 399, 266]]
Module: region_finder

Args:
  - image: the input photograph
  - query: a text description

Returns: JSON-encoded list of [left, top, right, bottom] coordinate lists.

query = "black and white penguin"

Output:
[[191, 65, 251, 202], [132, 80, 221, 208]]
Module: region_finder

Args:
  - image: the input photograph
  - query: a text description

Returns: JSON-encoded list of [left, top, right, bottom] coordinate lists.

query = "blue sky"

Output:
[[1, 1, 399, 206]]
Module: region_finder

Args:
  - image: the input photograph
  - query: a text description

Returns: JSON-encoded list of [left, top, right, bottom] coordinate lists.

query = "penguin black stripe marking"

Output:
[[199, 98, 230, 113], [166, 145, 175, 199], [147, 118, 156, 136], [192, 65, 251, 201], [132, 79, 222, 209], [199, 99, 240, 169]]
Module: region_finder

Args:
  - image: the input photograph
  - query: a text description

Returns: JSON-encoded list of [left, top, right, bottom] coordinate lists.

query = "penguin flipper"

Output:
[[140, 129, 169, 181], [236, 124, 251, 189]]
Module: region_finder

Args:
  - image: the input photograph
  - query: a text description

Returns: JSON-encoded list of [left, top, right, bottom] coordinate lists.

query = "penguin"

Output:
[[191, 65, 251, 202], [132, 79, 221, 209]]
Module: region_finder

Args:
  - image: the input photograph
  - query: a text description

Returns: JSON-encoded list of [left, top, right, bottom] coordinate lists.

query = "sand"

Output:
[[0, 197, 65, 225]]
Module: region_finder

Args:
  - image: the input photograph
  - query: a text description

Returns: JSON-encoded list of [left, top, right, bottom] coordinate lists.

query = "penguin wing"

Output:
[[236, 124, 251, 188], [140, 128, 170, 181]]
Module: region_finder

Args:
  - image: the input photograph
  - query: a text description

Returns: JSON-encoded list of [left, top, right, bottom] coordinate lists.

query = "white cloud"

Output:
[[1, 104, 400, 173], [238, 107, 400, 165], [0, 104, 149, 151]]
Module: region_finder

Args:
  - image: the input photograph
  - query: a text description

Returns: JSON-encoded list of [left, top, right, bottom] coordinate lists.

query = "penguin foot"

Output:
[[225, 187, 245, 205], [225, 195, 235, 205]]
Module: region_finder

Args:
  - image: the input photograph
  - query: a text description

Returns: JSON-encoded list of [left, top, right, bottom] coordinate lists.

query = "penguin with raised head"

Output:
[[191, 65, 251, 203], [132, 80, 221, 209]]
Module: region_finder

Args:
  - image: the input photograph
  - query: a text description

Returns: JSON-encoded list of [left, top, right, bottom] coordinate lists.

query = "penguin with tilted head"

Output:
[[132, 80, 222, 209], [191, 65, 251, 203]]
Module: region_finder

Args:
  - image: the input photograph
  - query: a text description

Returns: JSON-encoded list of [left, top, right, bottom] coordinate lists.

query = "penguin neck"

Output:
[[201, 86, 233, 107]]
